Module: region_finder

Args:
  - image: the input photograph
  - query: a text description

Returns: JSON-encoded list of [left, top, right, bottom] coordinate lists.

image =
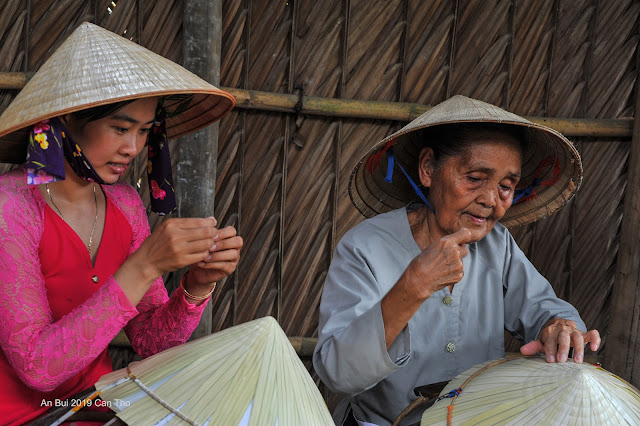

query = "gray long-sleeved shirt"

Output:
[[313, 207, 585, 426]]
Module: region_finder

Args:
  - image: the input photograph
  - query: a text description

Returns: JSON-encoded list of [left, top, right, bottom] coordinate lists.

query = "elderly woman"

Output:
[[313, 96, 600, 426]]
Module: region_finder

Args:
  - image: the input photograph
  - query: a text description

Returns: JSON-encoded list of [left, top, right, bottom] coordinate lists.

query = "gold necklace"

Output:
[[46, 183, 98, 254]]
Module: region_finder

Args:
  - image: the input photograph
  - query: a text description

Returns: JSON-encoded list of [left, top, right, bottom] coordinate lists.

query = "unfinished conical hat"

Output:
[[349, 95, 582, 228], [0, 22, 235, 164], [421, 356, 640, 425], [93, 316, 332, 426]]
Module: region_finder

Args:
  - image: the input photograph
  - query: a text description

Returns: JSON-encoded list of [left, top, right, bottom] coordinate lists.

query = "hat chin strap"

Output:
[[385, 146, 435, 213]]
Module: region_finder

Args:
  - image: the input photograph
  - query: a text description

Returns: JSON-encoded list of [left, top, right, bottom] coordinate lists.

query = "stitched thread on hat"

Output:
[[512, 156, 561, 205]]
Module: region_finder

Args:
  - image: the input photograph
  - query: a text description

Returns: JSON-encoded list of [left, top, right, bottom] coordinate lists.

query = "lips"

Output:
[[107, 162, 129, 174], [465, 213, 488, 224]]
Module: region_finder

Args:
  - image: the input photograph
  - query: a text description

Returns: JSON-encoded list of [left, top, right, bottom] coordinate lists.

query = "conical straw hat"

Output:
[[0, 22, 235, 164], [421, 356, 640, 425], [349, 95, 582, 228], [94, 316, 333, 426]]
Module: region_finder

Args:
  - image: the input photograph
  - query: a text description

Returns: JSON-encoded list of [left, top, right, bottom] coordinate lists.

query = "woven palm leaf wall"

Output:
[[0, 0, 638, 405]]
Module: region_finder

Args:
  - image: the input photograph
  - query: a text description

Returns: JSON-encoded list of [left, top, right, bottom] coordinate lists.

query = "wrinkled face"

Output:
[[63, 97, 158, 184], [419, 131, 522, 242]]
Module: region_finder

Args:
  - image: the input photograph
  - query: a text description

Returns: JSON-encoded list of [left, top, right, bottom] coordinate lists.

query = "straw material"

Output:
[[0, 22, 235, 164], [421, 356, 640, 425], [95, 316, 333, 426], [349, 95, 582, 228]]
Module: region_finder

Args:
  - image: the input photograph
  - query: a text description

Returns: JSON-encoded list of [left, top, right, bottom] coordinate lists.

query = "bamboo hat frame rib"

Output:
[[0, 22, 236, 164], [349, 95, 583, 228]]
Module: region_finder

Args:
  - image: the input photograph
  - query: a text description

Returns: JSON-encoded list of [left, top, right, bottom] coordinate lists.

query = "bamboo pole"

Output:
[[0, 72, 632, 137], [175, 0, 223, 338], [112, 330, 318, 357], [607, 81, 640, 387]]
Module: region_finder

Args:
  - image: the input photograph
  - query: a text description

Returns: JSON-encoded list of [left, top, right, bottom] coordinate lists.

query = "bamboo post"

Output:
[[0, 72, 633, 138], [607, 83, 640, 386], [175, 0, 223, 339]]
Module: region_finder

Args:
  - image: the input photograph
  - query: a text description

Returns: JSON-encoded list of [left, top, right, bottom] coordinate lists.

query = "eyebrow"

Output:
[[472, 166, 521, 178], [110, 113, 154, 125]]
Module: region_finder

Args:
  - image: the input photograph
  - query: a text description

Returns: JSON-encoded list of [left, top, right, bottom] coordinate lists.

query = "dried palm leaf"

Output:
[[421, 356, 640, 426], [91, 316, 332, 426]]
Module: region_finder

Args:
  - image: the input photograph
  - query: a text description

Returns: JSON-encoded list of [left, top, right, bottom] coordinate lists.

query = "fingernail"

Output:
[[547, 354, 555, 363], [575, 354, 583, 363], [206, 255, 212, 261], [210, 244, 217, 251], [214, 234, 220, 241], [558, 354, 567, 363]]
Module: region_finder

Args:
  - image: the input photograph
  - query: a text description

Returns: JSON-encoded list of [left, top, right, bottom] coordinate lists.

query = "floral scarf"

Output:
[[25, 106, 176, 215]]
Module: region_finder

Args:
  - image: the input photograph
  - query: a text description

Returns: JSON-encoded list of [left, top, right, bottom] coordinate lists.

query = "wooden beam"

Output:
[[607, 80, 640, 386], [176, 0, 223, 339], [0, 72, 633, 137]]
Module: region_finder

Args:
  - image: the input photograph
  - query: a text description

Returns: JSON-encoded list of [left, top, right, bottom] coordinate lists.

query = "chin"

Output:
[[469, 224, 495, 242]]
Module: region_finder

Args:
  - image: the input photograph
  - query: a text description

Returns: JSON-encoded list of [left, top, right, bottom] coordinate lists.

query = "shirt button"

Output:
[[446, 343, 455, 352], [443, 295, 453, 305]]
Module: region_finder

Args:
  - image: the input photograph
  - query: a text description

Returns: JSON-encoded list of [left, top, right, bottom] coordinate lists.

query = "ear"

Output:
[[58, 114, 73, 127], [418, 147, 435, 188]]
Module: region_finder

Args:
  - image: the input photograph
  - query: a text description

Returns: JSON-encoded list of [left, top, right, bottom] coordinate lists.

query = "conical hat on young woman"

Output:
[[0, 22, 235, 164], [349, 95, 582, 228]]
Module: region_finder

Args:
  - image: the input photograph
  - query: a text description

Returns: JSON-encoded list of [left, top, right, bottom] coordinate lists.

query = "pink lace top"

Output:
[[0, 167, 207, 395]]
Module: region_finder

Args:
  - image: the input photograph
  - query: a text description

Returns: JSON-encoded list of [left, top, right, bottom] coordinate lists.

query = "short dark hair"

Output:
[[417, 122, 525, 169]]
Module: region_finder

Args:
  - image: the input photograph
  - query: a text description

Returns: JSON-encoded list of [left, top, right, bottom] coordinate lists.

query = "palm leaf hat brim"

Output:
[[0, 22, 235, 164], [349, 95, 582, 228]]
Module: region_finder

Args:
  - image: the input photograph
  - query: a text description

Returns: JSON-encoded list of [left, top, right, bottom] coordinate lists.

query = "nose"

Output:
[[119, 133, 139, 156], [477, 187, 497, 208]]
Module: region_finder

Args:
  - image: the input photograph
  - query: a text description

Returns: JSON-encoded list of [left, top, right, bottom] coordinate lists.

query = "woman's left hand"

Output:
[[184, 225, 243, 295], [519, 318, 600, 363]]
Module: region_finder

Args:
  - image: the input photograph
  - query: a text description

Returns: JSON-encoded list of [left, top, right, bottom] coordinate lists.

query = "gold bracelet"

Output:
[[180, 272, 216, 301]]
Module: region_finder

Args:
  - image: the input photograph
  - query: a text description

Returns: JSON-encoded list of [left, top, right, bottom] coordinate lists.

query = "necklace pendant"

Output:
[[92, 275, 99, 283]]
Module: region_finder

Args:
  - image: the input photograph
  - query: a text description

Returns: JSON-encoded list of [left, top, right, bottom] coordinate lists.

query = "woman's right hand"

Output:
[[403, 227, 473, 300], [381, 227, 473, 348], [115, 217, 219, 304]]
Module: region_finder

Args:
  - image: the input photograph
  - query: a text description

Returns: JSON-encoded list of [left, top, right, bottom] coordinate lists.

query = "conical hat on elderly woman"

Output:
[[349, 95, 582, 228]]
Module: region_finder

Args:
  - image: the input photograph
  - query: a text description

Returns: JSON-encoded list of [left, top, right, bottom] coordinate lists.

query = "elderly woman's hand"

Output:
[[381, 228, 473, 348], [519, 318, 601, 363], [404, 227, 474, 300]]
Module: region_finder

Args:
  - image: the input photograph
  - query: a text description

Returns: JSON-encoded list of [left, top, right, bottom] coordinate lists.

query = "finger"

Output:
[[203, 249, 240, 263], [210, 236, 243, 252], [196, 261, 239, 273], [213, 226, 238, 241], [571, 331, 585, 363], [167, 216, 218, 231], [520, 340, 543, 356], [584, 329, 601, 352], [555, 329, 571, 363], [444, 227, 474, 245], [543, 330, 558, 363]]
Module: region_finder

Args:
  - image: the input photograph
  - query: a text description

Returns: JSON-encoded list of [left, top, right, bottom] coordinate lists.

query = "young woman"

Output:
[[0, 23, 242, 424]]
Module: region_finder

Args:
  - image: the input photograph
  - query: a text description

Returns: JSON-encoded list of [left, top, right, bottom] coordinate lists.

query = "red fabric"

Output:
[[0, 169, 208, 426], [0, 197, 131, 425]]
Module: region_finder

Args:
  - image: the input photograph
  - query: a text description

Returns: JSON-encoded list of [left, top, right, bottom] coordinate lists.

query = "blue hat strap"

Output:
[[385, 146, 435, 213]]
